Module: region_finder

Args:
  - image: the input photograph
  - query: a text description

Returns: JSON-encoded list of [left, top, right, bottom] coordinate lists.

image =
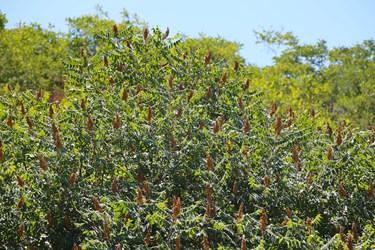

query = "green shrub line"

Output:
[[0, 24, 374, 249]]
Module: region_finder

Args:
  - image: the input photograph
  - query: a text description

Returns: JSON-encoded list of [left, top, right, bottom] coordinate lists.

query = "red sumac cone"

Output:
[[87, 115, 94, 131], [93, 196, 103, 212], [143, 27, 149, 41], [122, 88, 128, 101], [112, 176, 118, 193], [270, 103, 277, 117], [103, 219, 110, 240], [113, 113, 121, 130], [137, 188, 143, 206], [204, 51, 212, 64], [16, 175, 25, 187], [17, 197, 24, 209], [70, 173, 77, 187], [52, 122, 58, 136], [221, 72, 227, 85], [234, 60, 239, 72], [55, 132, 63, 149], [38, 153, 48, 170], [176, 235, 181, 250], [336, 130, 343, 146], [368, 181, 374, 197], [206, 154, 214, 171]]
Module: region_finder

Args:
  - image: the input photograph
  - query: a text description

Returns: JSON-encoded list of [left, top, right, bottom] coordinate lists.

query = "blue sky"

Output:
[[1, 0, 375, 66]]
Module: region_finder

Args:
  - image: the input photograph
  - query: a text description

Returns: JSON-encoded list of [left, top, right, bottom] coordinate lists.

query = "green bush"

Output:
[[0, 24, 374, 249]]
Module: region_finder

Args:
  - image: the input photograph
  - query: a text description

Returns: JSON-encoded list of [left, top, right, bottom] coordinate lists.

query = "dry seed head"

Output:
[[87, 115, 94, 131], [16, 175, 25, 187], [7, 115, 13, 128], [368, 180, 374, 197], [113, 113, 121, 129], [176, 235, 181, 250], [274, 117, 282, 137], [122, 88, 128, 101], [64, 215, 73, 231], [162, 27, 170, 40], [144, 182, 151, 200], [263, 176, 270, 187], [137, 188, 143, 206], [143, 27, 149, 41], [352, 223, 358, 241], [243, 118, 250, 133], [52, 122, 58, 136], [213, 120, 220, 134], [221, 72, 227, 85], [326, 146, 333, 160], [205, 86, 213, 101], [243, 79, 250, 91], [326, 122, 333, 136], [237, 98, 244, 109], [339, 184, 347, 198], [336, 130, 343, 146], [204, 51, 212, 64], [80, 98, 86, 111], [203, 234, 209, 250], [26, 116, 33, 129], [55, 132, 63, 149], [145, 232, 151, 247], [38, 153, 48, 170], [93, 196, 103, 212], [20, 103, 26, 116], [112, 24, 118, 35], [241, 236, 246, 250], [346, 233, 353, 250], [104, 56, 108, 67], [234, 60, 239, 72], [103, 219, 110, 240], [206, 154, 214, 171], [236, 202, 244, 222], [270, 103, 277, 117], [112, 176, 118, 193], [17, 196, 24, 209], [70, 172, 77, 187]]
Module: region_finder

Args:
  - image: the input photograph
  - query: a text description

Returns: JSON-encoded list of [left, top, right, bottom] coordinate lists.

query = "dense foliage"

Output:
[[0, 23, 374, 249]]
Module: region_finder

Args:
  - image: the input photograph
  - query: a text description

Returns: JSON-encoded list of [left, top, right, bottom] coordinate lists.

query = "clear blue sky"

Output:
[[1, 0, 375, 66]]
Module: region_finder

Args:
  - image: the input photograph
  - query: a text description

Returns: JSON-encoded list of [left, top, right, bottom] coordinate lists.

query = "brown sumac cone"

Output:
[[270, 103, 277, 117], [162, 27, 170, 40], [73, 243, 80, 250], [93, 196, 103, 212], [104, 55, 108, 67], [339, 184, 347, 198], [241, 236, 246, 250], [143, 27, 149, 41], [49, 105, 54, 118], [112, 176, 118, 193], [288, 107, 295, 118], [176, 235, 181, 250], [237, 98, 244, 109], [243, 118, 250, 133], [213, 120, 220, 134], [243, 79, 250, 91], [206, 154, 214, 171], [7, 114, 13, 128], [55, 132, 63, 149], [117, 62, 123, 72], [336, 130, 342, 146], [109, 76, 114, 84], [368, 181, 374, 198], [112, 24, 118, 36], [234, 60, 239, 72], [203, 234, 209, 250], [326, 146, 333, 160], [144, 182, 151, 200], [199, 120, 205, 130], [205, 182, 212, 201], [17, 196, 24, 209], [352, 223, 358, 241], [47, 212, 53, 226], [16, 175, 25, 187], [38, 153, 48, 170], [306, 217, 312, 234], [260, 208, 267, 238], [136, 85, 141, 95], [221, 72, 227, 85], [205, 86, 212, 101], [64, 215, 73, 231], [137, 188, 143, 206], [292, 144, 301, 163], [236, 202, 244, 223], [121, 88, 128, 101], [70, 173, 77, 187], [310, 109, 315, 119], [19, 222, 24, 239], [172, 197, 181, 220], [103, 219, 110, 240], [87, 115, 94, 131], [326, 122, 333, 136], [177, 106, 183, 118], [80, 98, 86, 111], [51, 122, 58, 136], [147, 106, 152, 124], [274, 117, 282, 137], [113, 113, 121, 129], [20, 103, 26, 116], [346, 233, 353, 250], [204, 51, 212, 64], [187, 89, 193, 102], [204, 202, 211, 219], [145, 232, 151, 247], [263, 176, 270, 187]]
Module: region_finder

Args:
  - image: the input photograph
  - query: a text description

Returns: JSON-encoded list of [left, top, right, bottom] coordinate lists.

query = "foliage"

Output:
[[0, 23, 374, 249]]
